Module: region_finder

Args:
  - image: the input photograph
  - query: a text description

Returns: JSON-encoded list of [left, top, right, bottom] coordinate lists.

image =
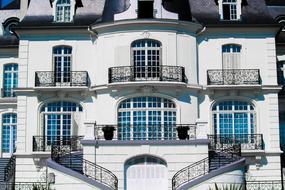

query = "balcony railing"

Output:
[[108, 66, 187, 83], [208, 134, 264, 150], [95, 124, 196, 141], [33, 136, 83, 152], [0, 182, 48, 190], [245, 181, 282, 190], [207, 69, 260, 85], [35, 71, 89, 87]]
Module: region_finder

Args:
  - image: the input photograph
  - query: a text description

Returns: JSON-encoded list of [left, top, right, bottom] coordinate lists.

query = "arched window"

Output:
[[212, 100, 255, 138], [3, 64, 18, 98], [118, 97, 176, 140], [222, 0, 238, 20], [2, 113, 17, 156], [53, 46, 72, 84], [125, 155, 168, 190], [222, 44, 241, 69], [41, 101, 82, 145], [131, 39, 161, 80], [55, 0, 72, 22]]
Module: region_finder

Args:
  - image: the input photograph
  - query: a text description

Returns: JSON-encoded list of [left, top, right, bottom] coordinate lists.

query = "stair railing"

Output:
[[51, 136, 118, 190], [172, 136, 242, 190], [4, 155, 16, 183]]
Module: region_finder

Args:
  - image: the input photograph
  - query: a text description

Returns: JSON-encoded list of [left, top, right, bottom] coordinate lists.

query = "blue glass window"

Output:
[[118, 97, 176, 140], [2, 113, 16, 154], [3, 64, 18, 97], [212, 100, 255, 142], [41, 101, 82, 145]]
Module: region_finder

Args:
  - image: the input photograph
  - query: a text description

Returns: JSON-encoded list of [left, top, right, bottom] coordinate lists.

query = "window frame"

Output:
[[219, 0, 242, 21], [1, 113, 17, 157], [3, 63, 18, 98], [212, 100, 256, 136], [53, 0, 75, 23]]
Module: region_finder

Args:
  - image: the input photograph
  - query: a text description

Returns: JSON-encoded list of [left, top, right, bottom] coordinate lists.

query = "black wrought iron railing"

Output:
[[95, 124, 196, 141], [245, 180, 282, 190], [33, 136, 83, 152], [108, 66, 187, 83], [35, 71, 90, 87], [4, 155, 15, 183], [207, 69, 260, 85], [172, 137, 242, 190], [0, 182, 47, 190], [51, 137, 118, 190], [208, 134, 264, 150]]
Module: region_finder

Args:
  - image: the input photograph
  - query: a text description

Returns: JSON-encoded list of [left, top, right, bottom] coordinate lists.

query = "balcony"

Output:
[[94, 124, 196, 141], [208, 134, 264, 150], [108, 66, 186, 83], [35, 71, 89, 87], [207, 69, 260, 85], [33, 136, 83, 152]]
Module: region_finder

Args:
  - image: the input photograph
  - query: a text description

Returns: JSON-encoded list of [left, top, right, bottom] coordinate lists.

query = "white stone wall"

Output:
[[83, 144, 209, 190]]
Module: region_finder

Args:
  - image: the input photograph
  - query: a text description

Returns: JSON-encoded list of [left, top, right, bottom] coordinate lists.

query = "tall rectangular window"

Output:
[[2, 113, 17, 155], [55, 0, 71, 22], [3, 64, 18, 98], [138, 0, 154, 19]]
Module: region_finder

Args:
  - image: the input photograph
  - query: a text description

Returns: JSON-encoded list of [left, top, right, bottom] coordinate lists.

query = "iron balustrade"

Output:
[[172, 139, 241, 190], [108, 66, 187, 83], [208, 134, 264, 150], [33, 136, 83, 152], [0, 182, 48, 190], [245, 181, 282, 190], [4, 155, 15, 183], [95, 124, 196, 141], [207, 69, 260, 85], [35, 71, 90, 87], [51, 136, 118, 190]]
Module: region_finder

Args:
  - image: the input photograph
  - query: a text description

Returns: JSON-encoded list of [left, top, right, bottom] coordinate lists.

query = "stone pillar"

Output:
[[196, 119, 208, 139]]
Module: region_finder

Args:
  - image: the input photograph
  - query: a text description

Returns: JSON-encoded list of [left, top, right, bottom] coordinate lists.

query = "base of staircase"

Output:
[[47, 158, 113, 190]]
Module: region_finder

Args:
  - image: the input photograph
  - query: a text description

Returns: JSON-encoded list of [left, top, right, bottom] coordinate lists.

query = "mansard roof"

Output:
[[17, 0, 106, 27], [14, 0, 285, 28]]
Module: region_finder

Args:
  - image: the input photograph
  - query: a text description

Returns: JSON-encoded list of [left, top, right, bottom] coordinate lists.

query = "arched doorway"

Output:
[[125, 155, 168, 190]]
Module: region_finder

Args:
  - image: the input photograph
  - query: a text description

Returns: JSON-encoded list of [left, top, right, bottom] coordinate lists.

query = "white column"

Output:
[[84, 121, 96, 140], [196, 119, 208, 139]]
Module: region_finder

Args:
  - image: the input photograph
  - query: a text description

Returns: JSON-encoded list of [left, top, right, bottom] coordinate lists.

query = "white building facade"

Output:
[[0, 0, 285, 190]]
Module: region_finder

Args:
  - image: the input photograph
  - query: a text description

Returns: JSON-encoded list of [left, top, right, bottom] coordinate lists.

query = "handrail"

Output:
[[33, 135, 83, 152], [172, 136, 242, 190], [108, 65, 187, 83], [94, 124, 196, 141], [51, 136, 118, 190], [208, 134, 264, 150], [35, 71, 90, 87], [4, 155, 15, 183], [207, 69, 260, 85]]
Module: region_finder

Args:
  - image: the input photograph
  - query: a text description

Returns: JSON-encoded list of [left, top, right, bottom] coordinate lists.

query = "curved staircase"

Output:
[[48, 137, 118, 190], [172, 136, 246, 190]]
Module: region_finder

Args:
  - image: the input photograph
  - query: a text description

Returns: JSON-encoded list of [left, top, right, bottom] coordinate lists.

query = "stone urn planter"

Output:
[[176, 126, 189, 140], [102, 125, 115, 140]]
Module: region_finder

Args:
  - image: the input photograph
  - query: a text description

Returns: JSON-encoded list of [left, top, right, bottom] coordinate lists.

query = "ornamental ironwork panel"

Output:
[[33, 136, 83, 152], [108, 66, 187, 83], [172, 136, 242, 190], [207, 69, 260, 85], [51, 136, 118, 190], [4, 155, 15, 183], [245, 181, 282, 190], [0, 182, 47, 190], [94, 124, 196, 141], [208, 134, 264, 150], [35, 71, 89, 87]]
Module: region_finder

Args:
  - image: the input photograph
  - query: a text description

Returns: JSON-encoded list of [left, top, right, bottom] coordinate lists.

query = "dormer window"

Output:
[[138, 0, 154, 19], [220, 0, 241, 21], [55, 0, 72, 22]]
